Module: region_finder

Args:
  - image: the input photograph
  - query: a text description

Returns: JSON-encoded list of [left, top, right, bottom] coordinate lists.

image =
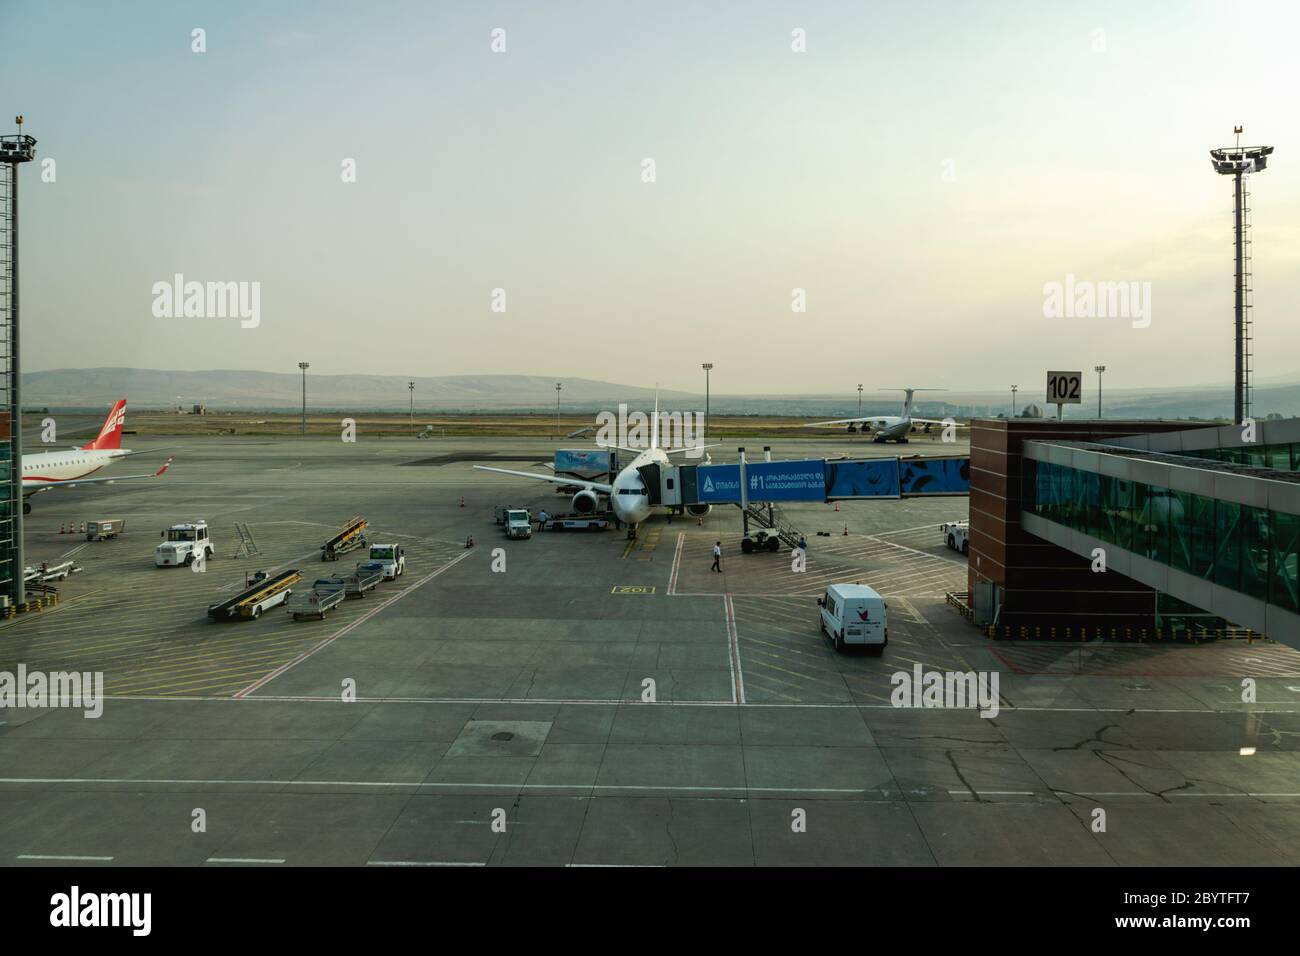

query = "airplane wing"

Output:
[[663, 443, 721, 456], [910, 418, 968, 427], [24, 458, 174, 495], [472, 464, 613, 495], [803, 418, 891, 428]]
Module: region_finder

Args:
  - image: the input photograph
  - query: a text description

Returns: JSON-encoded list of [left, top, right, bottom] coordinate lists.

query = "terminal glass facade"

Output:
[[1024, 458, 1300, 615], [1176, 442, 1300, 472]]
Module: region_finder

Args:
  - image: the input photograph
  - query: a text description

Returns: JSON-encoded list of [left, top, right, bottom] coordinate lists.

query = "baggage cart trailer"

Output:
[[287, 582, 347, 621], [87, 519, 126, 542]]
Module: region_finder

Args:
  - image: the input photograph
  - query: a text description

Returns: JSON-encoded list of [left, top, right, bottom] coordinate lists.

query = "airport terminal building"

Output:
[[968, 417, 1300, 649]]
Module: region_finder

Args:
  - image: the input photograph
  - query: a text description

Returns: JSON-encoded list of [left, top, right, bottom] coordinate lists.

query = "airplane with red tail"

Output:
[[20, 399, 172, 512]]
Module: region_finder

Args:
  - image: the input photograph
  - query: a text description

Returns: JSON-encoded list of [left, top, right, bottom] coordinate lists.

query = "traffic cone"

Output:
[[833, 501, 839, 511], [80, 522, 86, 534], [842, 525, 848, 536], [465, 535, 475, 549], [460, 496, 465, 508], [58, 523, 66, 534]]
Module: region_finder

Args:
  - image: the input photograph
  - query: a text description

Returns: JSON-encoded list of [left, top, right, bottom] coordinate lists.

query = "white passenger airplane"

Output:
[[473, 397, 713, 533], [805, 388, 961, 443], [21, 399, 172, 512]]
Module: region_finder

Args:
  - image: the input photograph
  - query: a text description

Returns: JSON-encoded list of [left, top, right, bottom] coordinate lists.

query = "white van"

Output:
[[818, 583, 887, 654]]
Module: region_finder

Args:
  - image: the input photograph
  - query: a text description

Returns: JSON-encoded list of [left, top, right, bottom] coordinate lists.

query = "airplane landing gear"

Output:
[[626, 523, 639, 540]]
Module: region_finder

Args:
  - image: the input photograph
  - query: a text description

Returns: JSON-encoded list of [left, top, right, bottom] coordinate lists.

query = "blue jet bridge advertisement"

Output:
[[695, 459, 827, 503], [685, 455, 970, 504], [825, 459, 901, 499], [898, 456, 970, 495]]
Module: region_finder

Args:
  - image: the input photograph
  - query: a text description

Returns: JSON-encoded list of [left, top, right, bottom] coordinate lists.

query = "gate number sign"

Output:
[[1046, 371, 1082, 405]]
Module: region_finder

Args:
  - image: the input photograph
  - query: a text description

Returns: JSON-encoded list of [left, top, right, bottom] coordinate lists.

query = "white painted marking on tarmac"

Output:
[[667, 532, 684, 595], [724, 594, 746, 704], [235, 548, 474, 698], [367, 860, 485, 867], [206, 856, 285, 864], [0, 776, 901, 795], [866, 533, 966, 565], [17, 854, 113, 861], [874, 524, 954, 537], [86, 694, 1300, 715]]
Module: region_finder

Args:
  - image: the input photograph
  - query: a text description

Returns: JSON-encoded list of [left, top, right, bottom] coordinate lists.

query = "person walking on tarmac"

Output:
[[537, 509, 549, 532], [711, 541, 722, 573]]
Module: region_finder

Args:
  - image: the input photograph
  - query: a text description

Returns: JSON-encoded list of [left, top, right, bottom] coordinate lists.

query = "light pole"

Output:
[[702, 363, 713, 440], [1011, 384, 1018, 417], [1094, 365, 1106, 418], [555, 382, 562, 438], [298, 361, 310, 436], [857, 383, 863, 417], [1211, 130, 1274, 424], [408, 381, 415, 436]]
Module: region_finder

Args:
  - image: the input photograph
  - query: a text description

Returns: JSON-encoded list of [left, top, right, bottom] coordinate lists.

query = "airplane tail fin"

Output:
[[82, 399, 127, 451], [884, 387, 945, 421]]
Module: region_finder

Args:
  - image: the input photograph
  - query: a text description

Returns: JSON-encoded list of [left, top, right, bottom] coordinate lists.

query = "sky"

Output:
[[3, 0, 1299, 398]]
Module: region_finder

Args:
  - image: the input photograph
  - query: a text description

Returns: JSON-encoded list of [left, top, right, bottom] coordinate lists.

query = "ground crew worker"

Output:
[[711, 541, 722, 573], [538, 509, 549, 531]]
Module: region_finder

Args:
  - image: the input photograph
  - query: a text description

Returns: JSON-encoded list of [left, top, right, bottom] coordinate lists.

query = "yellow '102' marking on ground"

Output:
[[611, 585, 656, 594]]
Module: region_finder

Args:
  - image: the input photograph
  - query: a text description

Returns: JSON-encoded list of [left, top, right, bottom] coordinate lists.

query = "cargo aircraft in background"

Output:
[[21, 399, 173, 512], [804, 387, 965, 443]]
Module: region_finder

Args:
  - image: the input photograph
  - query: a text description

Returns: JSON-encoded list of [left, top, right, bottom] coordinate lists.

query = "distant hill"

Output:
[[21, 369, 698, 412], [19, 367, 1300, 420]]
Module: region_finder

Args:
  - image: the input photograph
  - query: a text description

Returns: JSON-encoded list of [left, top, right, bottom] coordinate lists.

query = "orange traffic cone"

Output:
[[80, 522, 86, 534], [465, 535, 475, 548], [833, 501, 839, 511], [842, 525, 848, 536], [58, 523, 66, 534]]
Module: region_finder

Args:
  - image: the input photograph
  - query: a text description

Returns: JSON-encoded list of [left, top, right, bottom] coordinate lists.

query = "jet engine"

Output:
[[571, 489, 601, 514], [686, 503, 711, 517]]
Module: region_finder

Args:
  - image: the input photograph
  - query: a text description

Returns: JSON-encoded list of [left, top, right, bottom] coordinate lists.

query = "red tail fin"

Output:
[[82, 399, 127, 451]]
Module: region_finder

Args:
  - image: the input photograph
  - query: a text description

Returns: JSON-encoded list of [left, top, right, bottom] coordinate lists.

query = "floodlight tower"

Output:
[[702, 363, 713, 440], [298, 362, 310, 435], [1210, 128, 1274, 425], [1, 118, 36, 610]]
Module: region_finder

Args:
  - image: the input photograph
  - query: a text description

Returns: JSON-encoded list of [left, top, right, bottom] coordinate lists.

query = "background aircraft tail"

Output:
[[885, 387, 946, 421], [81, 399, 127, 451]]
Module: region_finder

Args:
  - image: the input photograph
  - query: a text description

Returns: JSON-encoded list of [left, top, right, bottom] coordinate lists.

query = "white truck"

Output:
[[502, 509, 532, 539], [941, 520, 969, 555], [155, 521, 215, 567], [365, 544, 406, 580], [817, 583, 888, 655]]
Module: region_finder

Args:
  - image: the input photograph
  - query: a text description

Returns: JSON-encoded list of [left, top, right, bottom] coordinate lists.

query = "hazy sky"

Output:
[[4, 0, 1299, 397]]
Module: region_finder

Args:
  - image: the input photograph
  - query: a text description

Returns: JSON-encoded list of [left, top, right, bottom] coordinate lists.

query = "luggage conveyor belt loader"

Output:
[[207, 569, 302, 620], [321, 516, 368, 562]]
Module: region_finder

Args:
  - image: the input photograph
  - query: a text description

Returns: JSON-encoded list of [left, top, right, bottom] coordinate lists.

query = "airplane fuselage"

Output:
[[22, 448, 132, 489], [608, 447, 668, 525]]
